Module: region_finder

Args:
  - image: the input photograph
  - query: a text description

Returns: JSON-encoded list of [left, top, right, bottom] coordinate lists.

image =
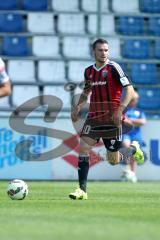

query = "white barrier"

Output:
[[0, 117, 159, 180]]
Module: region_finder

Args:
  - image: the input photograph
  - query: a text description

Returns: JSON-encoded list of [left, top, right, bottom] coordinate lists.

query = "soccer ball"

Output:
[[7, 179, 28, 200]]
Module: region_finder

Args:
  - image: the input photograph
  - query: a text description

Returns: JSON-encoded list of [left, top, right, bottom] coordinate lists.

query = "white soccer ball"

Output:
[[7, 179, 28, 200]]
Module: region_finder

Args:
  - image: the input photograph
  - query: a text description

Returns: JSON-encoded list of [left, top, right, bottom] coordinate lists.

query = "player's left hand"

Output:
[[112, 107, 123, 126]]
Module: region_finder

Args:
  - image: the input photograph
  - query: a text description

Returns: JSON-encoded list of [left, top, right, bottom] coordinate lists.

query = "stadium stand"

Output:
[[51, 0, 79, 12], [0, 0, 159, 117], [0, 13, 23, 32], [22, 0, 48, 11], [0, 0, 18, 10], [122, 39, 150, 59], [81, 0, 109, 12], [8, 60, 35, 83], [57, 14, 85, 34], [154, 39, 160, 58], [2, 36, 29, 56], [112, 0, 139, 13], [148, 17, 160, 36], [38, 60, 66, 83], [140, 0, 160, 13], [0, 96, 10, 107], [44, 86, 71, 109], [32, 36, 60, 57], [12, 85, 40, 106], [68, 61, 92, 82], [88, 14, 115, 35], [27, 13, 55, 33], [107, 37, 121, 59], [131, 63, 158, 84], [138, 88, 160, 110], [63, 36, 90, 58], [117, 16, 145, 35]]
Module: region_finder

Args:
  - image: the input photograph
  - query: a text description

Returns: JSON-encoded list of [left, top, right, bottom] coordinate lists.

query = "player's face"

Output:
[[93, 43, 109, 64]]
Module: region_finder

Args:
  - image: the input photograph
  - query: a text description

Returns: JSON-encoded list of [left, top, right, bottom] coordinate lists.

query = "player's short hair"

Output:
[[92, 38, 108, 50]]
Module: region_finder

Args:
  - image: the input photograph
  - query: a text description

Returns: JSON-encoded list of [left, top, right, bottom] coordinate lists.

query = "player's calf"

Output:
[[107, 151, 121, 165]]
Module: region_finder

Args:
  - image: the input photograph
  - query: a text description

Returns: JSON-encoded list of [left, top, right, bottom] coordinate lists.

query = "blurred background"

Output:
[[0, 0, 159, 180]]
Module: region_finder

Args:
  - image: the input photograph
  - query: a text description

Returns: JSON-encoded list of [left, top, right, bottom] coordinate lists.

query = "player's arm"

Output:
[[131, 118, 146, 126], [119, 85, 135, 112], [0, 59, 11, 97], [113, 85, 135, 126], [71, 81, 91, 122], [71, 69, 92, 122], [112, 63, 135, 125], [131, 111, 146, 126], [0, 81, 11, 97]]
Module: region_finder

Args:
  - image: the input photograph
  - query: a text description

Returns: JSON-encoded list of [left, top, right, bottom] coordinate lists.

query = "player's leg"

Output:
[[78, 136, 96, 192], [103, 138, 144, 166], [107, 151, 121, 165], [69, 136, 96, 200], [103, 138, 122, 165], [121, 137, 137, 182]]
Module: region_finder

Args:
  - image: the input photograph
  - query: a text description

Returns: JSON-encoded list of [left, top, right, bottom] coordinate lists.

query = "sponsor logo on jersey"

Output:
[[92, 81, 107, 86], [102, 70, 108, 78]]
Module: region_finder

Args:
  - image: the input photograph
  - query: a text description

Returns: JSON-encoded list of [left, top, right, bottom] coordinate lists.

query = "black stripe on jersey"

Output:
[[94, 69, 104, 117], [92, 68, 99, 115], [102, 67, 111, 119], [104, 70, 110, 102], [98, 69, 103, 104], [109, 61, 131, 87], [108, 61, 125, 77]]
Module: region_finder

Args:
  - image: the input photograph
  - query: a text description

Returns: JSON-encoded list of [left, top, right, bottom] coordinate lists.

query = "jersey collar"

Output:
[[93, 59, 109, 71]]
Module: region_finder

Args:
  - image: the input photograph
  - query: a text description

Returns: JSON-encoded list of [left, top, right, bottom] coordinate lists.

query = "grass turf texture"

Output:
[[0, 182, 160, 240]]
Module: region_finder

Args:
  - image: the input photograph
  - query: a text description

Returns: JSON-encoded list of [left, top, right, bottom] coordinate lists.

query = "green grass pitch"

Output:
[[0, 181, 160, 240]]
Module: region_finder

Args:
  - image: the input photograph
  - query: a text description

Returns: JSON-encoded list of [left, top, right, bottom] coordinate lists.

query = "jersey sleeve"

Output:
[[0, 58, 9, 84], [111, 62, 131, 87]]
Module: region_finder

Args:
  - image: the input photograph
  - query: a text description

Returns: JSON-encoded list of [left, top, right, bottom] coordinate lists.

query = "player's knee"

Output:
[[79, 142, 92, 155], [79, 147, 90, 156]]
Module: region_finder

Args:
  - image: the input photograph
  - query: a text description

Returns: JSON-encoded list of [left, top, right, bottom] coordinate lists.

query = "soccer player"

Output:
[[0, 58, 11, 98], [121, 91, 146, 182], [69, 38, 144, 200]]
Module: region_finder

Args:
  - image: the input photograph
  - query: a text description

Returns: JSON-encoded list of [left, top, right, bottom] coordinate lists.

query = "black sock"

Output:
[[78, 155, 89, 192], [119, 146, 136, 162]]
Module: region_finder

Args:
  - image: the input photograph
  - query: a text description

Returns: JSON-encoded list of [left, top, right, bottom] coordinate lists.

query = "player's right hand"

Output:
[[71, 105, 80, 122]]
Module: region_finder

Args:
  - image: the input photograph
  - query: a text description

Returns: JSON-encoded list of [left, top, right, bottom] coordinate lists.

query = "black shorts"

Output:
[[80, 118, 122, 152]]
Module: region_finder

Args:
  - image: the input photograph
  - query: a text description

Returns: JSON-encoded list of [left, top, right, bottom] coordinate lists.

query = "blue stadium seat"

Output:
[[122, 40, 150, 59], [140, 0, 160, 13], [0, 0, 18, 10], [22, 0, 47, 11], [131, 63, 158, 84], [2, 36, 29, 56], [117, 16, 144, 35], [138, 88, 160, 110], [149, 17, 160, 35], [154, 39, 160, 58], [0, 13, 23, 32]]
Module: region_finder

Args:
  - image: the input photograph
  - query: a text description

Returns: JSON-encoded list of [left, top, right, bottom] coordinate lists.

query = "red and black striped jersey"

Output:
[[83, 60, 131, 120]]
